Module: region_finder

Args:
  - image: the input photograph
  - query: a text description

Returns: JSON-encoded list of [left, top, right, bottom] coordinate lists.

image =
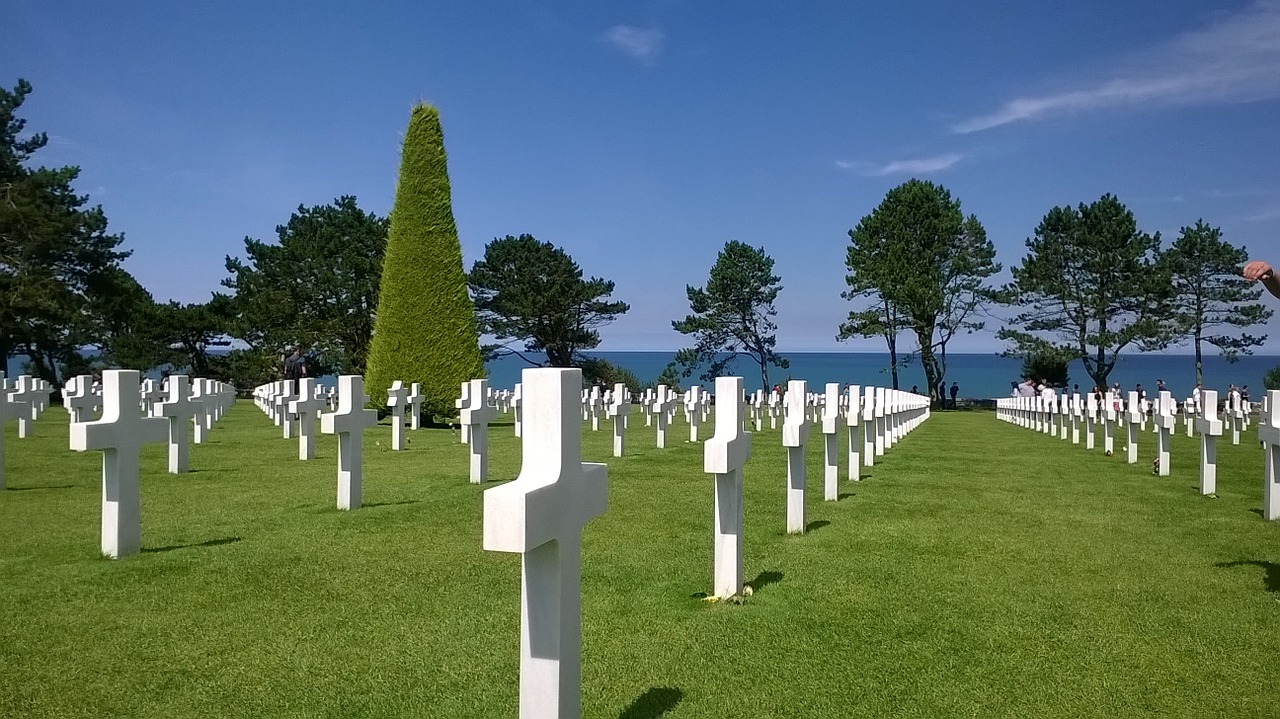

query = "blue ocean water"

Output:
[[484, 351, 1280, 399], [9, 350, 1276, 400]]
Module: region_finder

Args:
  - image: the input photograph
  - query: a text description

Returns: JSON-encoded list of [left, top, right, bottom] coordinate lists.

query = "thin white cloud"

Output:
[[953, 2, 1280, 133], [848, 153, 964, 176], [600, 25, 665, 62]]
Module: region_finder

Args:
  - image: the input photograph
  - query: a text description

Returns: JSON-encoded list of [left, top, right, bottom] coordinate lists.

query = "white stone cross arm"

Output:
[[706, 377, 751, 474]]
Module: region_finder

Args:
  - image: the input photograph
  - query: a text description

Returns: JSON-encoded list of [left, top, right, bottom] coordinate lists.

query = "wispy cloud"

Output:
[[953, 2, 1280, 133], [600, 25, 665, 62], [838, 153, 964, 176]]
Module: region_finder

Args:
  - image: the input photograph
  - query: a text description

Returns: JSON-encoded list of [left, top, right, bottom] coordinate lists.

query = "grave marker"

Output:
[[386, 381, 409, 451], [783, 379, 810, 534], [821, 382, 841, 501], [1196, 390, 1223, 495], [319, 375, 378, 510], [1261, 391, 1280, 520], [289, 377, 327, 460], [607, 382, 631, 457], [482, 368, 607, 719], [461, 378, 497, 483], [705, 376, 750, 599], [152, 374, 201, 474], [68, 370, 167, 558]]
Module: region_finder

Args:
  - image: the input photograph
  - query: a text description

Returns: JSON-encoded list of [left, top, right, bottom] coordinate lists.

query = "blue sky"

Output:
[[5, 1, 1279, 354]]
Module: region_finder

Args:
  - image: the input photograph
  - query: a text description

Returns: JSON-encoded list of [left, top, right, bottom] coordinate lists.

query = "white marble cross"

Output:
[[684, 386, 703, 442], [62, 374, 93, 423], [512, 382, 523, 437], [1229, 391, 1244, 445], [386, 381, 409, 451], [12, 375, 40, 438], [407, 382, 424, 431], [69, 369, 168, 558], [1103, 391, 1118, 455], [651, 384, 674, 449], [1260, 391, 1279, 521], [1196, 390, 1223, 495], [862, 385, 876, 467], [191, 379, 212, 444], [456, 381, 472, 444], [319, 375, 378, 510], [607, 382, 631, 458], [152, 374, 201, 474], [0, 372, 30, 490], [820, 382, 841, 501], [1125, 391, 1142, 464], [1153, 391, 1176, 476], [705, 376, 750, 599], [783, 379, 810, 534], [482, 368, 608, 719], [276, 379, 298, 439], [845, 385, 861, 481], [1070, 394, 1082, 445], [462, 378, 497, 483], [289, 377, 327, 460]]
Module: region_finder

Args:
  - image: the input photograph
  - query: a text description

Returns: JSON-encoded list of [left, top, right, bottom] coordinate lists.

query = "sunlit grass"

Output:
[[1, 402, 1277, 717]]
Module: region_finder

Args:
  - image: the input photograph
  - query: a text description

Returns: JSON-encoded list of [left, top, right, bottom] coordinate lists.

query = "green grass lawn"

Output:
[[2, 402, 1278, 718]]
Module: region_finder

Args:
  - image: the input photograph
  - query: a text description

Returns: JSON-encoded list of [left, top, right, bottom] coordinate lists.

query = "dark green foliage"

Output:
[[579, 357, 643, 395], [0, 79, 139, 383], [469, 234, 628, 368], [1264, 366, 1280, 392], [672, 241, 788, 389], [105, 296, 233, 375], [846, 180, 999, 406], [365, 105, 483, 414], [1000, 194, 1177, 391], [653, 361, 683, 392], [1161, 220, 1272, 382], [207, 348, 279, 392], [1019, 351, 1070, 388], [223, 196, 386, 375]]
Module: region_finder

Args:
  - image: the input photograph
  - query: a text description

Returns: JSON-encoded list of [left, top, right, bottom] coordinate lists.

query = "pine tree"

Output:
[[365, 105, 483, 416]]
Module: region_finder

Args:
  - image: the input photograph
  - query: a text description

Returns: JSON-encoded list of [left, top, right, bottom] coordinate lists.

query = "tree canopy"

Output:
[[846, 180, 999, 406], [1, 79, 143, 383], [223, 196, 386, 376], [1161, 220, 1271, 382], [468, 234, 628, 368], [365, 104, 483, 414], [671, 240, 788, 389], [1000, 194, 1176, 390]]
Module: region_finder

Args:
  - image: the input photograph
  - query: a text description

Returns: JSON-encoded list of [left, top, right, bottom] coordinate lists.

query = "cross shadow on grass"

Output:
[[746, 570, 783, 594], [364, 500, 421, 508], [5, 484, 76, 491], [1215, 561, 1280, 593], [142, 537, 241, 554], [619, 686, 683, 718], [805, 520, 831, 533]]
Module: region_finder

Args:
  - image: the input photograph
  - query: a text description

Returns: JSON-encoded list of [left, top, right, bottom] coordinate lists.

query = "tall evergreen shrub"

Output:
[[365, 104, 484, 416]]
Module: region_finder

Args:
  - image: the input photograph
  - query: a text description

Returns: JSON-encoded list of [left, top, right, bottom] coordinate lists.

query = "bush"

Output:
[[1265, 365, 1280, 392], [364, 105, 484, 418], [580, 358, 643, 395]]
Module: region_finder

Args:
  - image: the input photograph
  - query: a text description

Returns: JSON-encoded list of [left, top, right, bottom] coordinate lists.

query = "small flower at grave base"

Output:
[[742, 585, 754, 597]]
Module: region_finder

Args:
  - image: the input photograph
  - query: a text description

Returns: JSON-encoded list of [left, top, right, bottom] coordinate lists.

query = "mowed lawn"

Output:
[[1, 400, 1278, 718]]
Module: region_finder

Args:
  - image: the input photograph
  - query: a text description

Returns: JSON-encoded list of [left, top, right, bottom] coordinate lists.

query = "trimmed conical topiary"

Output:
[[365, 104, 484, 417]]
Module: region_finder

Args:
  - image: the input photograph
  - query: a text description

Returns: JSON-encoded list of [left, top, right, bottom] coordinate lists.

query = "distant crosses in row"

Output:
[[0, 372, 29, 489], [608, 383, 630, 458], [821, 382, 841, 502], [387, 381, 409, 451]]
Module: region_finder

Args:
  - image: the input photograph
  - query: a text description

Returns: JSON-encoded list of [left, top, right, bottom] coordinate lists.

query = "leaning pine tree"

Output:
[[365, 104, 484, 417]]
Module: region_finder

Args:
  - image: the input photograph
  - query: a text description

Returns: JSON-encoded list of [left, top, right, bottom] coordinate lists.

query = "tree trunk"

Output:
[[916, 328, 940, 407], [887, 330, 899, 390], [1194, 330, 1203, 385]]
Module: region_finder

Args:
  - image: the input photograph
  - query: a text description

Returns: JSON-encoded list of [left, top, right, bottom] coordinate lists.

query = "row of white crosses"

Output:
[[480, 370, 931, 718], [997, 388, 1229, 494], [3, 374, 55, 438], [67, 370, 235, 558]]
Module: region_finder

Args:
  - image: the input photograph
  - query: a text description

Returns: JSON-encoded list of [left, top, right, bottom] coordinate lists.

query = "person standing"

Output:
[[949, 382, 959, 409], [283, 346, 306, 383]]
